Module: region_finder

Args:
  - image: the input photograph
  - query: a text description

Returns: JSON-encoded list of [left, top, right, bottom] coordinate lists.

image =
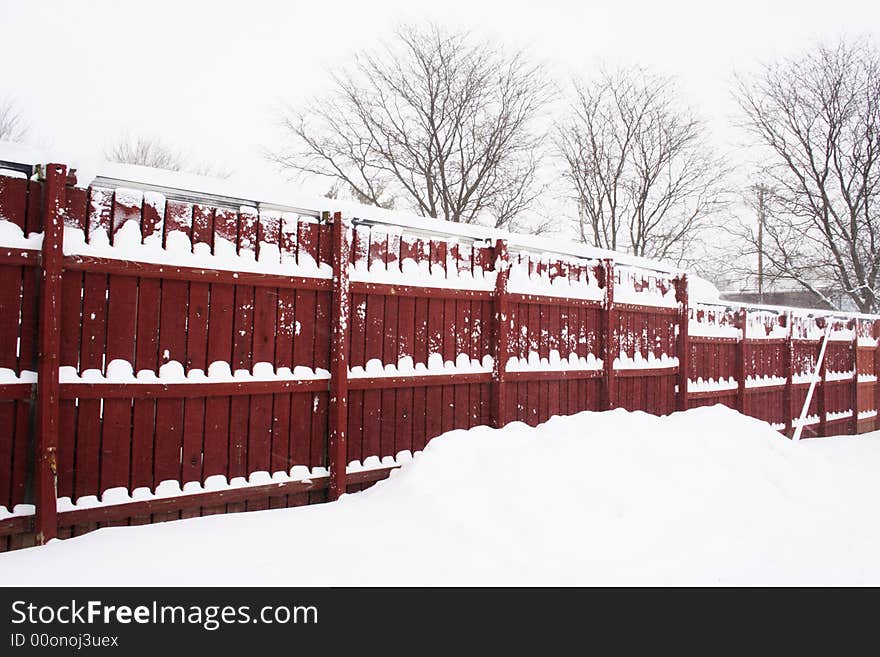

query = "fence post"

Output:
[[783, 311, 793, 437], [851, 323, 859, 435], [735, 308, 747, 414], [675, 274, 689, 412], [327, 211, 351, 501], [601, 259, 616, 410], [874, 320, 880, 432], [34, 163, 66, 544], [491, 239, 510, 428]]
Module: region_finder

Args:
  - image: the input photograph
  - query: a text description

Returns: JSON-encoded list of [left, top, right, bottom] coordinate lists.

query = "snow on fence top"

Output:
[[0, 141, 707, 286], [60, 186, 333, 278], [688, 299, 878, 342], [507, 251, 604, 301], [689, 303, 741, 339], [614, 265, 678, 308], [3, 141, 880, 328]]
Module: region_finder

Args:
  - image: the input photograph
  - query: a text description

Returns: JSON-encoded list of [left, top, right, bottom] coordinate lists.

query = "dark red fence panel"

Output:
[[1, 164, 878, 552]]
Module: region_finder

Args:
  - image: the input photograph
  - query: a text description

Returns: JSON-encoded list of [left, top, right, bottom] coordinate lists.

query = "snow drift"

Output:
[[1, 405, 879, 586]]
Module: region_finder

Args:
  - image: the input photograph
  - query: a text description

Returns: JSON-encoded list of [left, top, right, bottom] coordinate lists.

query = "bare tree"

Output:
[[271, 24, 549, 229], [106, 134, 232, 178], [0, 97, 28, 142], [555, 68, 727, 265], [107, 134, 184, 170], [186, 160, 233, 179], [734, 38, 880, 312]]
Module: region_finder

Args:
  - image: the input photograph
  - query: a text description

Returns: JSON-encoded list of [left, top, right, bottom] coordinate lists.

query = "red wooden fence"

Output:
[[1, 162, 878, 551]]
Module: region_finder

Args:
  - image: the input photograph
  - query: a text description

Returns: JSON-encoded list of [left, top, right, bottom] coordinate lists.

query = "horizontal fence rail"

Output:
[[0, 163, 878, 551]]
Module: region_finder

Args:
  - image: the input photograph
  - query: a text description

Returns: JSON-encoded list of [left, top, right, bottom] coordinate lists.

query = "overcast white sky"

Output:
[[1, 0, 878, 198]]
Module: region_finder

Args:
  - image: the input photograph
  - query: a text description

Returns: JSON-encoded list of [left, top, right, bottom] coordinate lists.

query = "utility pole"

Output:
[[756, 183, 766, 305]]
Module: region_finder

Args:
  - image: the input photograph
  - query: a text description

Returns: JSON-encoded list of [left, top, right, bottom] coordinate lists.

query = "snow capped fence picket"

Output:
[[1, 161, 880, 551]]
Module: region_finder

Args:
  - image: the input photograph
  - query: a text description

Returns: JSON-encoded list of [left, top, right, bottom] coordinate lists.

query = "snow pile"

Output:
[[348, 354, 492, 378], [793, 414, 820, 427], [615, 267, 678, 308], [0, 220, 42, 250], [347, 452, 412, 474], [0, 368, 36, 384], [613, 351, 677, 370], [826, 370, 855, 382], [349, 260, 495, 290], [688, 275, 721, 303], [0, 504, 34, 522], [506, 350, 602, 373], [828, 321, 855, 342], [0, 168, 27, 180], [790, 370, 854, 384], [746, 374, 787, 388], [3, 405, 878, 585], [58, 360, 331, 384], [689, 304, 740, 339], [507, 257, 604, 301], [746, 310, 787, 339], [350, 226, 497, 291], [52, 465, 334, 518], [688, 376, 738, 393], [793, 371, 821, 384], [791, 316, 831, 341], [64, 217, 332, 280]]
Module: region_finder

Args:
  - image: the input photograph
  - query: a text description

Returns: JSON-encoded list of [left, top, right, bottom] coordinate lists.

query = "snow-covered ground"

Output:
[[1, 405, 879, 586]]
